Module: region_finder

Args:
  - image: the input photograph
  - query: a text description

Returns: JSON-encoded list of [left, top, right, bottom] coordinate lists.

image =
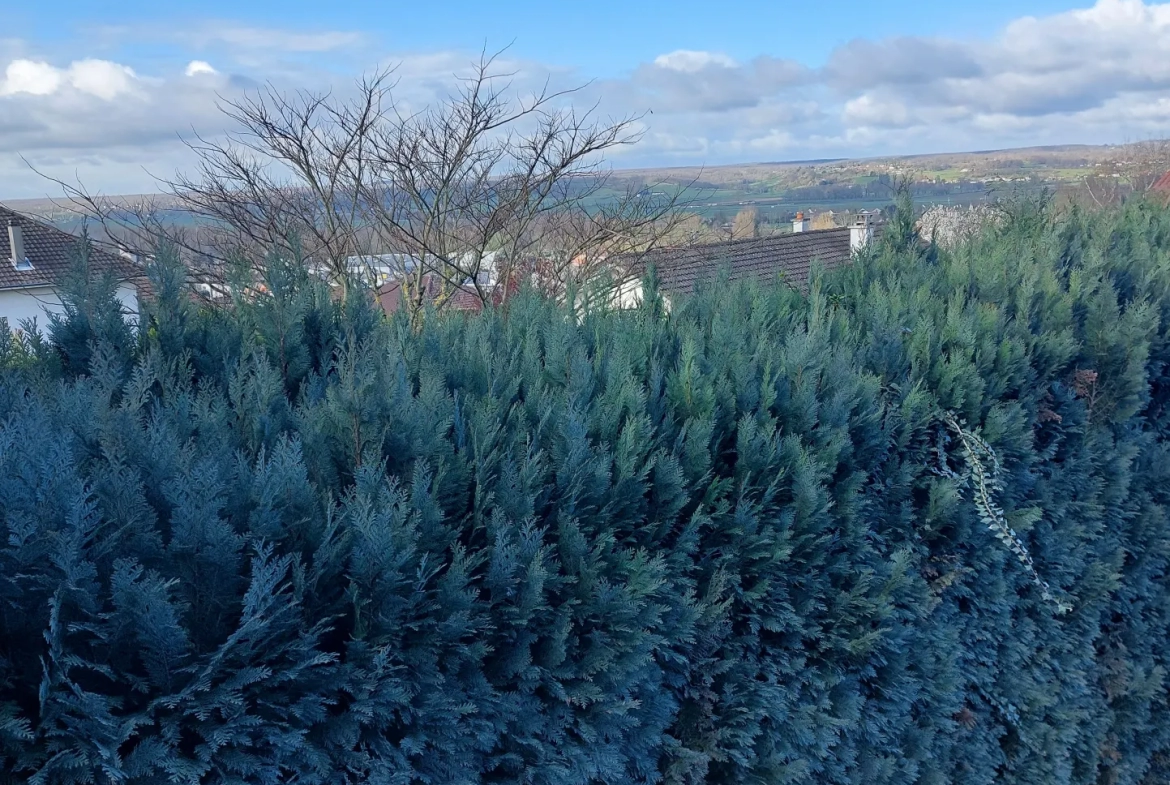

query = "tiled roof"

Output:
[[626, 227, 856, 295], [1152, 170, 1170, 194], [0, 204, 142, 291]]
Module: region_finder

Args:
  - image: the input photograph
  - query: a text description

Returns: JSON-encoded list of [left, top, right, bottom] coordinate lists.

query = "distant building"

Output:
[[617, 213, 878, 307], [0, 205, 143, 331], [332, 254, 422, 288]]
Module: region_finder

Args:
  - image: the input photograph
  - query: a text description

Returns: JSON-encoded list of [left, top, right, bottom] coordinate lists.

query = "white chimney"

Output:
[[792, 211, 809, 233], [7, 221, 31, 270], [850, 211, 874, 251]]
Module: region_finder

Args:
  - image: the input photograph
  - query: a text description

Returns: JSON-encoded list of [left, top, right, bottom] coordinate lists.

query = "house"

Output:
[[331, 254, 421, 288], [369, 250, 510, 315], [1150, 170, 1170, 201], [325, 251, 502, 291], [616, 212, 878, 307], [1, 205, 143, 331], [376, 272, 518, 315]]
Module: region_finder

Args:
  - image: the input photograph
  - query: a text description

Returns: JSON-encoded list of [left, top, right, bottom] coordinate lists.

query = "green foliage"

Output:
[[2, 199, 1170, 784], [45, 233, 136, 380]]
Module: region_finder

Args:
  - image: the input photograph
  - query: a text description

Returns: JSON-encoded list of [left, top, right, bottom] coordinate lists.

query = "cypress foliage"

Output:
[[1, 198, 1169, 784]]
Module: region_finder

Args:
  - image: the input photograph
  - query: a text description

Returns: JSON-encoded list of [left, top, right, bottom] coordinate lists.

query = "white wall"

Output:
[[613, 279, 672, 312], [0, 283, 139, 333], [616, 279, 644, 309]]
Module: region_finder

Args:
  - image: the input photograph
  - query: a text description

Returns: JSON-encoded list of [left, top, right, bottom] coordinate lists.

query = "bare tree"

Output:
[[31, 73, 392, 302], [352, 54, 693, 319], [170, 71, 390, 295], [1083, 138, 1170, 207], [1123, 138, 1170, 196], [499, 182, 686, 300], [38, 50, 689, 322], [730, 207, 759, 240], [1084, 159, 1126, 208], [810, 211, 838, 231], [917, 203, 1004, 249]]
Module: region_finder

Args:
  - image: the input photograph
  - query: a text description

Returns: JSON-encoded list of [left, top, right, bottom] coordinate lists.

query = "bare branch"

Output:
[[31, 51, 682, 324]]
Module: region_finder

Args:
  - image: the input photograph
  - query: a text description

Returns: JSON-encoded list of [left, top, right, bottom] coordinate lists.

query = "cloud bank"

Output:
[[4, 0, 1170, 197], [610, 0, 1170, 163]]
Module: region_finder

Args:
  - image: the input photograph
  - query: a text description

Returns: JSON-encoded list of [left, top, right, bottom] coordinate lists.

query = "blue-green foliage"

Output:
[[1, 199, 1169, 784]]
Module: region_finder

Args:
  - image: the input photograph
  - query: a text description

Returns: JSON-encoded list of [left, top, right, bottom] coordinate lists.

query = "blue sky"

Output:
[[9, 0, 1078, 75], [3, 0, 1170, 197]]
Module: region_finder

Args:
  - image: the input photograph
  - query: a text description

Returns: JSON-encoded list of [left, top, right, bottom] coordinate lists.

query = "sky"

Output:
[[3, 0, 1170, 198]]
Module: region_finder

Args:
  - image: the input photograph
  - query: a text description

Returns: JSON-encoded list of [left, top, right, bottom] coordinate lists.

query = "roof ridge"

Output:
[[0, 203, 143, 291], [652, 226, 850, 253], [0, 203, 129, 259]]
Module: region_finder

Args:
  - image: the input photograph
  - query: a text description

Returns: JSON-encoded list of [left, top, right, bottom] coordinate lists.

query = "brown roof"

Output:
[[0, 204, 142, 292], [628, 227, 856, 294]]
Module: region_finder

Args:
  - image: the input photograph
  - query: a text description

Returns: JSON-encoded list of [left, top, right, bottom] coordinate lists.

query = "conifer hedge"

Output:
[[1, 197, 1169, 784]]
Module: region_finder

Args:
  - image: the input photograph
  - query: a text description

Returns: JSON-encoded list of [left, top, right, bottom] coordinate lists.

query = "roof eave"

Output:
[[0, 279, 55, 292]]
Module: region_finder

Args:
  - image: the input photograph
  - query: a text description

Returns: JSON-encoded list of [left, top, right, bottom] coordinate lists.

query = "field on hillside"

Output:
[[604, 144, 1112, 221]]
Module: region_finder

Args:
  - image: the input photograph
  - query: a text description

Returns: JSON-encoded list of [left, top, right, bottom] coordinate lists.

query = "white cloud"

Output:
[[833, 0, 1170, 127], [87, 21, 366, 56], [184, 60, 218, 77], [652, 50, 737, 73], [842, 94, 912, 128], [620, 0, 1170, 163], [1, 60, 63, 96], [7, 1, 1170, 198], [0, 45, 533, 198], [1, 58, 139, 100], [67, 59, 139, 100]]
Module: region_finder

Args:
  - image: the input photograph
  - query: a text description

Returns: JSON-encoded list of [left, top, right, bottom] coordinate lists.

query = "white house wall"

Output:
[[616, 279, 644, 309], [613, 279, 671, 312], [0, 283, 140, 333], [116, 283, 141, 323]]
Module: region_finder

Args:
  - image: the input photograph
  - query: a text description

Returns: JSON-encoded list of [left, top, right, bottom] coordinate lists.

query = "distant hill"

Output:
[[609, 143, 1116, 189], [0, 194, 187, 222], [1, 142, 1133, 230]]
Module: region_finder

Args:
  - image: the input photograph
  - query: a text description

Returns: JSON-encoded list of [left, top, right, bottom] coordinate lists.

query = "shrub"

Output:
[[1, 198, 1169, 784]]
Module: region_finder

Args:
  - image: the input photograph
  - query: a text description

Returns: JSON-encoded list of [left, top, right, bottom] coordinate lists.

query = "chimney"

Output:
[[792, 211, 809, 233], [7, 221, 31, 270], [850, 211, 874, 251]]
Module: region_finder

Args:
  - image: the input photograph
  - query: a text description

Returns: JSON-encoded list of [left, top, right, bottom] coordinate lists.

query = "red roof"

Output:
[[376, 273, 517, 315], [1152, 170, 1170, 194]]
